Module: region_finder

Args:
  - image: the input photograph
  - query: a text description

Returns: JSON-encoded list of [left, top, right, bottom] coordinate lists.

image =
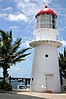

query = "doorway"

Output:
[[45, 74, 53, 90]]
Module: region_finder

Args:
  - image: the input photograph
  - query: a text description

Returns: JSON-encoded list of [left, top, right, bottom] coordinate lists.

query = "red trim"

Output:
[[35, 7, 57, 18]]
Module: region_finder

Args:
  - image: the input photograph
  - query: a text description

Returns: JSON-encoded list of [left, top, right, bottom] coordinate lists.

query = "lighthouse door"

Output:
[[45, 75, 53, 90]]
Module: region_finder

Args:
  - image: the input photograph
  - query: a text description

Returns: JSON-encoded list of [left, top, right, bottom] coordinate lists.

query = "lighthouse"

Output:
[[29, 4, 62, 92]]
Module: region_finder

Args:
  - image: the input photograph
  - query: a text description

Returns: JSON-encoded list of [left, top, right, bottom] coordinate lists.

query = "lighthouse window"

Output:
[[52, 15, 56, 29], [36, 14, 56, 29], [45, 54, 48, 58]]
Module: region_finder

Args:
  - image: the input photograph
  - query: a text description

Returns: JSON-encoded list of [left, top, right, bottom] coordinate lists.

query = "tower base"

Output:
[[30, 42, 61, 93]]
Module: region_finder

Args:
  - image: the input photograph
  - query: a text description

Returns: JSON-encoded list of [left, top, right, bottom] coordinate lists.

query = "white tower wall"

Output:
[[29, 5, 62, 93], [34, 28, 59, 41], [31, 44, 60, 92]]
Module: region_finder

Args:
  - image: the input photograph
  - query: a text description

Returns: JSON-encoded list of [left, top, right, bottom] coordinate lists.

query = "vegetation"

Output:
[[0, 81, 12, 91], [59, 48, 66, 84], [0, 29, 31, 82]]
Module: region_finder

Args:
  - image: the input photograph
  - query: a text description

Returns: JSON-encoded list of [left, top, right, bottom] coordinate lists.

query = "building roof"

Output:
[[35, 4, 57, 18]]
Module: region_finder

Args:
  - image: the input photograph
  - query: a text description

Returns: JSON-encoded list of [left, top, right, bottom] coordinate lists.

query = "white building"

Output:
[[29, 4, 62, 92]]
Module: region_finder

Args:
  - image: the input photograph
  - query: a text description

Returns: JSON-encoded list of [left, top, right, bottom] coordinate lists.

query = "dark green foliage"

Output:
[[3, 83, 12, 91], [0, 29, 31, 82], [59, 48, 66, 81], [0, 81, 12, 91]]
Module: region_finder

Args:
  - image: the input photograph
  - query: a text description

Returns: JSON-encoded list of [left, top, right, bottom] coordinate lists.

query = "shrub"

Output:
[[0, 81, 12, 91], [4, 83, 12, 91], [0, 81, 5, 89]]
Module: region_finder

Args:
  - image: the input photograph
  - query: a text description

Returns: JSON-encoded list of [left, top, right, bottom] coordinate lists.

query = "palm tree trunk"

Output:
[[3, 68, 7, 82]]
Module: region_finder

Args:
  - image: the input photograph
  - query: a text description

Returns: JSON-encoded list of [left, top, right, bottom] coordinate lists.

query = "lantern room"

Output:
[[35, 4, 57, 29]]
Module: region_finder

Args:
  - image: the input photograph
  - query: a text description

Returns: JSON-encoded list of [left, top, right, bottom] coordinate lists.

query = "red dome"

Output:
[[35, 5, 57, 18]]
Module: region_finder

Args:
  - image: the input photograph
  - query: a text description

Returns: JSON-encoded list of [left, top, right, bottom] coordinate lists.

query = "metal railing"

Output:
[[29, 34, 63, 43]]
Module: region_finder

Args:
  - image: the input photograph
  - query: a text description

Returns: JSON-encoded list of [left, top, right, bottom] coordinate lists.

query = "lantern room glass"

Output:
[[36, 14, 56, 29]]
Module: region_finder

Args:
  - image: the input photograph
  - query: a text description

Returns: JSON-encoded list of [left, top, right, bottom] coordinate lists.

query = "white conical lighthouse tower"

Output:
[[29, 4, 62, 92]]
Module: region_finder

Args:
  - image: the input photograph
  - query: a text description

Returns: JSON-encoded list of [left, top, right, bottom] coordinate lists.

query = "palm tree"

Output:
[[59, 48, 66, 85], [0, 30, 31, 82]]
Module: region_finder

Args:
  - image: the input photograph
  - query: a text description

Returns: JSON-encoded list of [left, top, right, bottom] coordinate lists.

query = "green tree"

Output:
[[0, 30, 31, 82], [59, 48, 66, 84]]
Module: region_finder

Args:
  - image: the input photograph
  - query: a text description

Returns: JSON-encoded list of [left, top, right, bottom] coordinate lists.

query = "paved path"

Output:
[[0, 93, 45, 99], [0, 91, 66, 99], [17, 92, 66, 99]]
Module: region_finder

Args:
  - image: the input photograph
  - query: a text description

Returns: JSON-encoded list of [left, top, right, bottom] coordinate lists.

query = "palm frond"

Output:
[[0, 29, 31, 82], [11, 38, 22, 54], [0, 30, 8, 40], [17, 47, 31, 54]]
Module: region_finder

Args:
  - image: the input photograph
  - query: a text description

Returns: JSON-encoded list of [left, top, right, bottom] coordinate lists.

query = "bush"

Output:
[[0, 81, 12, 91], [0, 81, 5, 89], [4, 83, 12, 91]]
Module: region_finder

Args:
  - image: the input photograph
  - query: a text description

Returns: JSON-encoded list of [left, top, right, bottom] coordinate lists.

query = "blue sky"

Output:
[[0, 0, 66, 78]]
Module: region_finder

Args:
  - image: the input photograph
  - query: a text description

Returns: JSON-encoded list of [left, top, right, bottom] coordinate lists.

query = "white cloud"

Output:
[[0, 13, 7, 18], [3, 7, 12, 11], [14, 0, 53, 24], [41, 0, 53, 4], [22, 40, 29, 47], [7, 13, 27, 22], [10, 25, 19, 29], [0, 13, 27, 22], [8, 66, 31, 77], [61, 40, 66, 46], [24, 0, 30, 3], [8, 67, 22, 77], [14, 0, 66, 27]]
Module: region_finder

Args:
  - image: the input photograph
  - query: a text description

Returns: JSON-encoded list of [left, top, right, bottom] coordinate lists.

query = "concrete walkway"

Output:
[[17, 91, 66, 99], [0, 93, 44, 99]]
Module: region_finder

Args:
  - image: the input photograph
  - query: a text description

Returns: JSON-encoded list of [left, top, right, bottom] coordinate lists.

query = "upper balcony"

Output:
[[29, 34, 63, 48], [29, 34, 63, 42]]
